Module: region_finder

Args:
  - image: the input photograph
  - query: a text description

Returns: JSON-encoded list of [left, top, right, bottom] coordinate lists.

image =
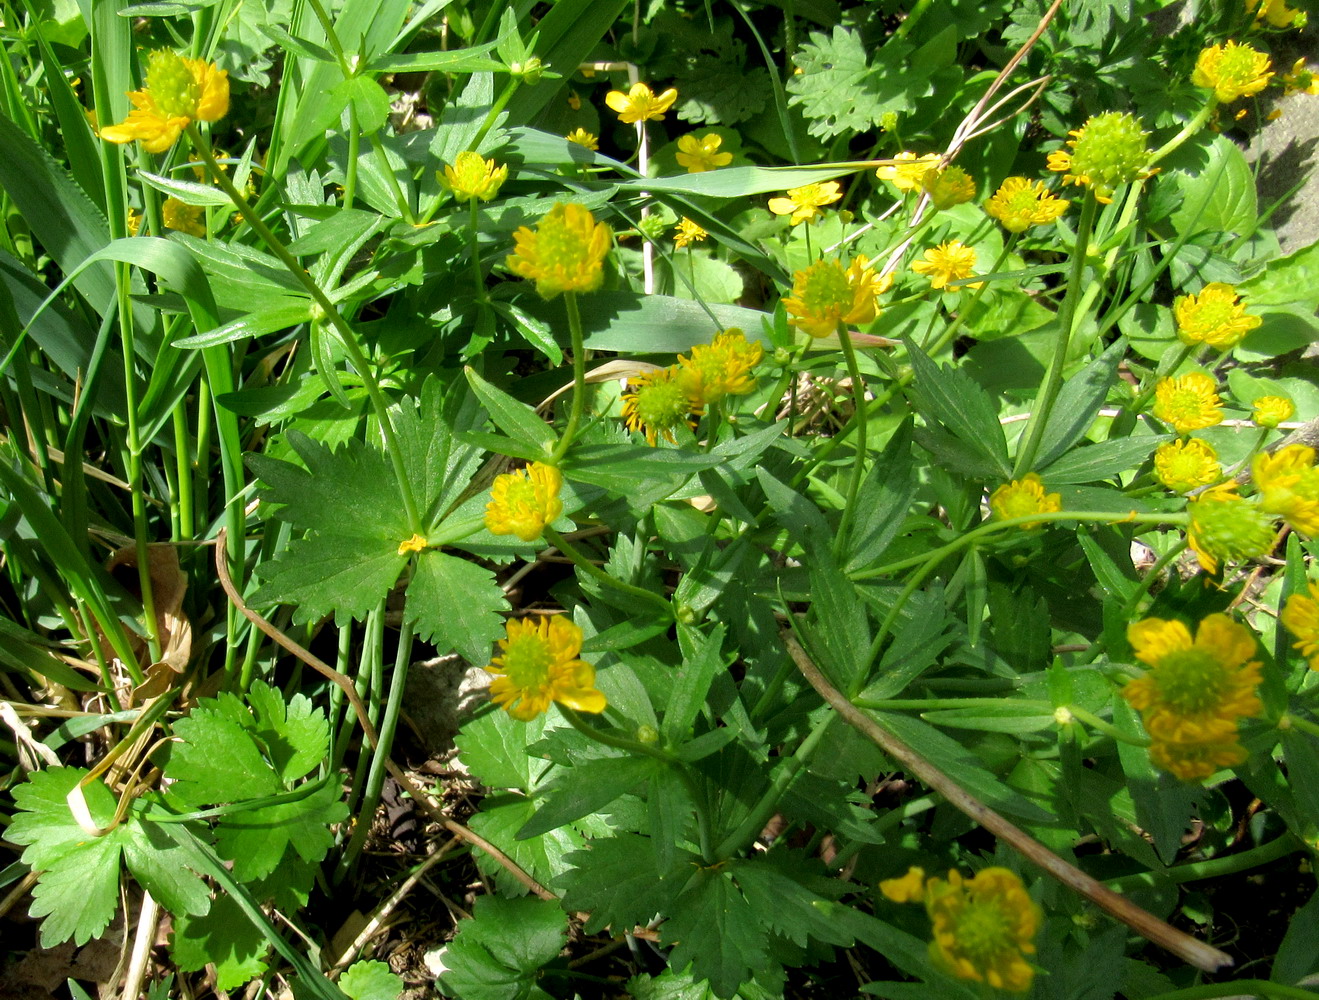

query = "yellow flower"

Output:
[[1186, 484, 1275, 574], [1252, 396, 1294, 428], [1281, 581, 1319, 670], [876, 151, 941, 192], [1192, 41, 1273, 104], [506, 203, 611, 299], [162, 197, 205, 237], [101, 49, 229, 153], [673, 217, 708, 249], [1282, 58, 1319, 96], [989, 473, 1062, 529], [880, 866, 927, 904], [486, 616, 606, 721], [1123, 614, 1262, 781], [912, 241, 980, 291], [1247, 0, 1306, 28], [984, 177, 1070, 233], [485, 463, 564, 542], [397, 533, 427, 555], [1174, 283, 1261, 350], [1154, 438, 1221, 493], [676, 328, 763, 406], [1252, 444, 1319, 535], [922, 165, 976, 210], [440, 150, 508, 203], [767, 181, 842, 226], [621, 366, 701, 446], [924, 868, 1040, 993], [1152, 373, 1223, 434], [605, 82, 677, 124], [675, 132, 732, 173], [565, 128, 599, 150], [1046, 111, 1152, 204], [127, 209, 142, 237], [781, 256, 887, 338]]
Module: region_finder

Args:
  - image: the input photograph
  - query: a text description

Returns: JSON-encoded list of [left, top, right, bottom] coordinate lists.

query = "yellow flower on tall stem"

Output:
[[912, 241, 980, 290], [673, 217, 708, 248], [1154, 438, 1221, 493], [486, 616, 606, 721], [984, 177, 1070, 233], [605, 82, 678, 123], [1046, 111, 1152, 204], [1123, 614, 1263, 781], [485, 463, 564, 542], [440, 150, 508, 202], [1174, 283, 1261, 349], [675, 133, 732, 173], [565, 128, 599, 150], [506, 203, 611, 299], [768, 181, 843, 226], [875, 151, 941, 192], [1192, 41, 1274, 103], [781, 256, 887, 337], [1281, 581, 1319, 670], [989, 473, 1062, 529], [923, 868, 1040, 992], [1151, 373, 1224, 434], [1252, 444, 1319, 534], [677, 329, 763, 406], [100, 49, 229, 153], [621, 366, 701, 446]]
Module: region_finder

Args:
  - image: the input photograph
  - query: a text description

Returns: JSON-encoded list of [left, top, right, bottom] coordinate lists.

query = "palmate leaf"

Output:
[[172, 893, 270, 991], [405, 550, 508, 666], [213, 777, 348, 881], [787, 27, 922, 139], [437, 895, 566, 1000]]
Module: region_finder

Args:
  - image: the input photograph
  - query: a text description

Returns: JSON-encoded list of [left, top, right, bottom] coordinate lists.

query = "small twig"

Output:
[[214, 530, 556, 902], [118, 889, 159, 1000], [784, 632, 1234, 973]]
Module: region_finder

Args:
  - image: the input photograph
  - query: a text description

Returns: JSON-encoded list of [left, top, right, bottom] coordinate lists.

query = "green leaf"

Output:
[[1272, 889, 1319, 987], [172, 893, 270, 991], [904, 338, 1011, 478], [1239, 239, 1319, 311], [120, 819, 213, 921], [166, 708, 284, 804], [663, 623, 728, 743], [137, 170, 235, 207], [213, 778, 348, 881], [340, 960, 404, 1000], [437, 895, 566, 1000], [564, 444, 723, 498], [244, 681, 330, 784], [919, 700, 1057, 734], [405, 551, 508, 665], [731, 851, 852, 949], [252, 532, 407, 624], [468, 794, 586, 895], [663, 866, 770, 999], [556, 833, 701, 935], [454, 709, 551, 792], [517, 756, 659, 839], [338, 76, 391, 134], [1037, 435, 1166, 485], [1166, 134, 1257, 239], [531, 290, 770, 353], [1033, 339, 1125, 470], [464, 366, 556, 456], [846, 421, 917, 573]]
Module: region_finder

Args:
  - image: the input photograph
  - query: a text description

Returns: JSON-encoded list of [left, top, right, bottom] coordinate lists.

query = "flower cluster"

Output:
[[881, 866, 1040, 993], [984, 177, 1070, 233], [1174, 283, 1261, 350], [1192, 41, 1274, 103], [990, 474, 1062, 529], [485, 616, 606, 721], [1122, 614, 1262, 781], [768, 181, 842, 226], [506, 203, 611, 299], [101, 49, 229, 153], [1047, 111, 1152, 204], [782, 256, 889, 337], [485, 463, 565, 542], [673, 217, 708, 248]]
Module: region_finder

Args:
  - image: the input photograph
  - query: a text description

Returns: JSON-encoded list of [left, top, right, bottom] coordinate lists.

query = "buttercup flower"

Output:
[[1253, 396, 1294, 428], [1193, 41, 1274, 103], [605, 82, 678, 124], [912, 241, 980, 290], [1154, 438, 1221, 493], [989, 473, 1062, 529], [984, 177, 1070, 233], [1186, 485, 1275, 574], [876, 151, 941, 192], [486, 616, 606, 721], [1174, 283, 1261, 350], [1123, 614, 1262, 781], [925, 868, 1040, 992], [1282, 59, 1319, 96], [101, 49, 229, 153], [923, 165, 976, 210], [565, 128, 599, 150], [485, 462, 564, 542], [126, 209, 143, 237], [506, 203, 611, 299], [1252, 444, 1319, 534], [162, 197, 205, 237], [397, 533, 427, 555], [677, 328, 763, 405], [675, 133, 732, 173], [621, 366, 701, 446], [781, 256, 888, 338], [1247, 0, 1306, 28], [440, 151, 508, 202], [673, 217, 708, 248], [1281, 581, 1319, 670], [768, 181, 842, 226], [1046, 111, 1152, 204], [1152, 373, 1224, 434], [880, 866, 927, 904]]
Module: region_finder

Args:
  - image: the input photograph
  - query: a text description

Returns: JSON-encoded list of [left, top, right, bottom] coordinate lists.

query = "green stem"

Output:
[[1145, 982, 1317, 1000], [343, 105, 359, 210], [1107, 834, 1302, 892], [468, 197, 486, 302], [1282, 713, 1319, 741], [559, 706, 677, 764], [1065, 704, 1146, 745], [543, 528, 673, 619], [548, 292, 588, 464], [832, 321, 869, 559], [470, 76, 521, 152], [368, 131, 415, 224], [1148, 100, 1218, 166], [1014, 193, 1099, 476], [186, 125, 422, 533]]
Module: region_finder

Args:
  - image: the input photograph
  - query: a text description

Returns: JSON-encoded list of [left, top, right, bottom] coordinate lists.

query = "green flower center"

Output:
[[800, 262, 851, 315], [503, 476, 538, 512], [146, 50, 200, 119], [501, 633, 552, 688], [635, 377, 691, 429], [1218, 47, 1265, 89], [1153, 649, 1230, 715], [538, 218, 592, 275], [952, 898, 1016, 964], [1069, 112, 1149, 193]]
